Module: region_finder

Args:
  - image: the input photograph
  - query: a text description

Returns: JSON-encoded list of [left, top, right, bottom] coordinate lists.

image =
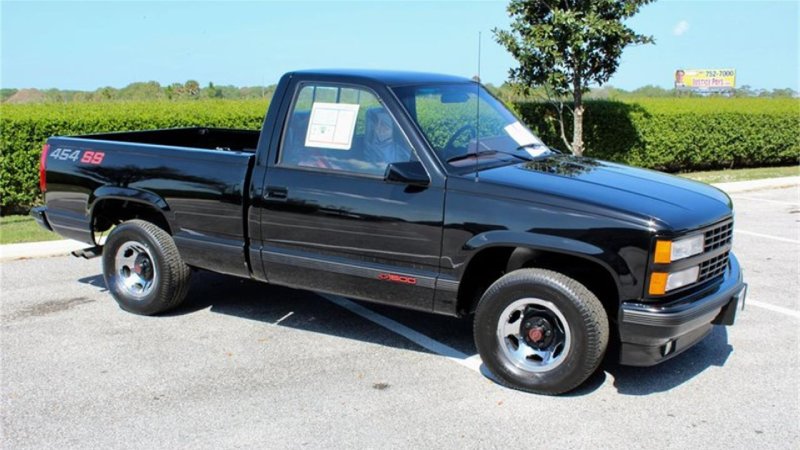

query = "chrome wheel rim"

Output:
[[496, 298, 571, 373], [114, 241, 158, 300]]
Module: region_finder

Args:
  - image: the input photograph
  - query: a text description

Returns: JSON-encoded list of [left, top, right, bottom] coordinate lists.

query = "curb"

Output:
[[711, 175, 799, 194], [0, 239, 88, 262], [1, 176, 797, 262]]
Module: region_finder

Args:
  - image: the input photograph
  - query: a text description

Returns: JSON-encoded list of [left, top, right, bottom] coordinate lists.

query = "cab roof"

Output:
[[287, 69, 474, 87]]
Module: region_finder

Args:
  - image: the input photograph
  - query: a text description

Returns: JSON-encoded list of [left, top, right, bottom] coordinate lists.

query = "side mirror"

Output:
[[384, 161, 430, 186]]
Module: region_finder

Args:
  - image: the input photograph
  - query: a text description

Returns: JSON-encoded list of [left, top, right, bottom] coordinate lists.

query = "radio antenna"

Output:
[[475, 31, 481, 183]]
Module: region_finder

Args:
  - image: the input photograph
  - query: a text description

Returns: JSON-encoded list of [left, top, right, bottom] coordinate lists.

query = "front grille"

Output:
[[699, 251, 730, 282], [704, 220, 733, 252], [696, 218, 734, 284], [651, 218, 735, 298]]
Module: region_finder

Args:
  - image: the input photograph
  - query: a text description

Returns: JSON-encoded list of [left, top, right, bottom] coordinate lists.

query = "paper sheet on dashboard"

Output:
[[305, 102, 360, 150], [504, 121, 541, 147]]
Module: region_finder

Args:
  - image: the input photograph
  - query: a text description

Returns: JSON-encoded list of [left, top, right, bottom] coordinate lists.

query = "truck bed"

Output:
[[43, 129, 257, 277], [75, 127, 260, 152]]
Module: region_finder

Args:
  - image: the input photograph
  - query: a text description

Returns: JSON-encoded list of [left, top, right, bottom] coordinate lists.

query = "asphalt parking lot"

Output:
[[2, 183, 798, 449]]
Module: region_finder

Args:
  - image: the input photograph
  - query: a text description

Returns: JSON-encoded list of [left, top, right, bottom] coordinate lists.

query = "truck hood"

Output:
[[472, 155, 733, 232]]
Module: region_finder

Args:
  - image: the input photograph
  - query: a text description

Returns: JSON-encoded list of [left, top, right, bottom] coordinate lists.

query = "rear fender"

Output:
[[88, 186, 174, 238]]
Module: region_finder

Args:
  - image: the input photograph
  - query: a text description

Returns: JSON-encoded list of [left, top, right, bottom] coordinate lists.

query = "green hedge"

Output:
[[0, 100, 268, 213], [1, 97, 798, 213], [516, 98, 800, 172]]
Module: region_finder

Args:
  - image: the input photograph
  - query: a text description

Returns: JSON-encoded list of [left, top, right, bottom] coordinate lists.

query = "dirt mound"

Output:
[[5, 89, 47, 104]]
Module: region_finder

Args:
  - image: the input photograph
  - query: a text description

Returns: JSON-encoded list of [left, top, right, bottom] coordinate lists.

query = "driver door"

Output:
[[259, 82, 445, 311]]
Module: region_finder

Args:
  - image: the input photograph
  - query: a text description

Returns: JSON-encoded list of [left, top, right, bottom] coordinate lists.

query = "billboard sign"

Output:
[[675, 69, 736, 91]]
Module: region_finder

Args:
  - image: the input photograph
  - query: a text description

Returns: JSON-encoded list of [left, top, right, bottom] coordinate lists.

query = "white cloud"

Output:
[[673, 20, 690, 36]]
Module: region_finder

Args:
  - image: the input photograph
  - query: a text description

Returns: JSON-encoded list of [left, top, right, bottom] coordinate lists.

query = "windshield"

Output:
[[392, 83, 550, 170]]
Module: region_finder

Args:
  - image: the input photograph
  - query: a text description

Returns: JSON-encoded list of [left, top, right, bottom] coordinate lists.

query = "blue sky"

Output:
[[1, 0, 798, 91]]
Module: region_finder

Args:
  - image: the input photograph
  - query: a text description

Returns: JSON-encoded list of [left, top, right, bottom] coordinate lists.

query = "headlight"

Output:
[[671, 234, 704, 260], [666, 266, 700, 291], [649, 266, 700, 295], [654, 234, 704, 263]]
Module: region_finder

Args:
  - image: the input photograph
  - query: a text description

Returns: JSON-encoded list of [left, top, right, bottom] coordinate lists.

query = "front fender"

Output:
[[465, 230, 604, 255], [463, 230, 637, 300]]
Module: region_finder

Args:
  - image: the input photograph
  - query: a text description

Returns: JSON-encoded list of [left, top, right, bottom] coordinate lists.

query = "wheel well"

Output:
[[92, 199, 171, 235], [456, 246, 619, 318], [455, 247, 514, 317]]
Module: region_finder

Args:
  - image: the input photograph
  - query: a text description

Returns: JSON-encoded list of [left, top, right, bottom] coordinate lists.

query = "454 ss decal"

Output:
[[49, 148, 105, 165]]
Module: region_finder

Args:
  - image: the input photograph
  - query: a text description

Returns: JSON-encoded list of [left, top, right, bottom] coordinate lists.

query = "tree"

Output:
[[120, 81, 163, 100], [94, 87, 117, 101], [184, 80, 200, 97], [630, 84, 671, 98], [204, 82, 223, 98], [165, 83, 184, 100], [0, 88, 18, 102], [734, 85, 755, 97], [770, 88, 796, 98], [494, 0, 654, 155]]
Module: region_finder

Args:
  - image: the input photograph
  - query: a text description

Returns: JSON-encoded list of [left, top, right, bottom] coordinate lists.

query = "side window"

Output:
[[280, 84, 416, 176]]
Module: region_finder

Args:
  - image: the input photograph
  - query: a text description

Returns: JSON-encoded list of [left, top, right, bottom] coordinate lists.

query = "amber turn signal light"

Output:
[[649, 272, 668, 296], [654, 240, 672, 264]]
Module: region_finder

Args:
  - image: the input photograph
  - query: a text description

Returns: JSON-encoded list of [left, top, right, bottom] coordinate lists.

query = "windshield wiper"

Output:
[[446, 149, 533, 164], [515, 143, 560, 155]]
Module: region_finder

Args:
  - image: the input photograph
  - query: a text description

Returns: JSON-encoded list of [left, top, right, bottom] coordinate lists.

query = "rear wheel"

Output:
[[474, 268, 609, 395], [102, 220, 191, 315]]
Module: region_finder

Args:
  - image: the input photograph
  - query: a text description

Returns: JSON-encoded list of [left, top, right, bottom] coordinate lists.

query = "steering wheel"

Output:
[[442, 124, 478, 161]]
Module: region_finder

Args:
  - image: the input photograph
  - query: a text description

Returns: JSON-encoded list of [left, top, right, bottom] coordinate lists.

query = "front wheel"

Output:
[[474, 269, 609, 395], [102, 220, 191, 315]]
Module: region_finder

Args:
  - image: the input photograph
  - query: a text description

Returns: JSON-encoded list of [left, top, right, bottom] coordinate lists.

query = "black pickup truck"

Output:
[[33, 69, 746, 394]]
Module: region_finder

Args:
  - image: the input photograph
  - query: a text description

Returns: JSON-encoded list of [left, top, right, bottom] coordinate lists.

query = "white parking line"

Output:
[[323, 292, 799, 380], [321, 294, 483, 373], [274, 311, 294, 325], [731, 196, 799, 206], [735, 229, 800, 244], [747, 300, 800, 319]]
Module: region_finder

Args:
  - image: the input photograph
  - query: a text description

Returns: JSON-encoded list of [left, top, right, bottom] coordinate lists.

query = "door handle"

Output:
[[265, 186, 288, 199]]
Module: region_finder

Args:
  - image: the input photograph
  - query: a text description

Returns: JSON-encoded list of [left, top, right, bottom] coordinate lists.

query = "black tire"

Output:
[[474, 268, 609, 395], [102, 219, 191, 315]]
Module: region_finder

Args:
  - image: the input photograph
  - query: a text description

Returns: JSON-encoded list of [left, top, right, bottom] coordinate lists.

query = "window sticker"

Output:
[[305, 102, 360, 150], [504, 121, 542, 148]]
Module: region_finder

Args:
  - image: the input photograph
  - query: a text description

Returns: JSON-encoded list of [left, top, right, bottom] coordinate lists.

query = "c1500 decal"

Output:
[[378, 273, 417, 285]]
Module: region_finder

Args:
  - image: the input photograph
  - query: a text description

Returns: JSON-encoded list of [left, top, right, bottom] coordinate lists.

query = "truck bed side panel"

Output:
[[45, 137, 254, 277]]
